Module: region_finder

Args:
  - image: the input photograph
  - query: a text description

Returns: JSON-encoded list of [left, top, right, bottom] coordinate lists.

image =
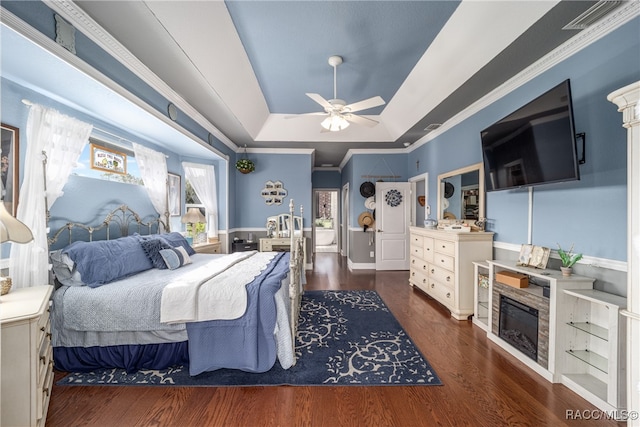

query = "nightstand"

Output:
[[232, 241, 258, 252], [193, 241, 221, 254], [1, 285, 54, 427]]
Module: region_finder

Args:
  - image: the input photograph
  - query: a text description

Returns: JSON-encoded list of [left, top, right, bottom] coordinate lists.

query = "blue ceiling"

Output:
[[226, 1, 461, 115]]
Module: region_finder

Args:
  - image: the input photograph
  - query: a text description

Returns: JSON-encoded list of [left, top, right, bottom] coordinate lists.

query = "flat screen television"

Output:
[[480, 79, 580, 192]]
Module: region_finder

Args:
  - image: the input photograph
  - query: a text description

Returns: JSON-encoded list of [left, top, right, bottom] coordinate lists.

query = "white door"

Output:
[[375, 182, 411, 270], [342, 183, 349, 257]]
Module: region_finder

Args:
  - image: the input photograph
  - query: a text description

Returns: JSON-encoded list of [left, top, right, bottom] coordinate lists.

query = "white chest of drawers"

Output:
[[409, 227, 493, 320], [1, 285, 54, 427]]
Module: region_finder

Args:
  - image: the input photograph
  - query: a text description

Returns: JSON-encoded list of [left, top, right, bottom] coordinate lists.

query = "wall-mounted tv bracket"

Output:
[[576, 132, 586, 164]]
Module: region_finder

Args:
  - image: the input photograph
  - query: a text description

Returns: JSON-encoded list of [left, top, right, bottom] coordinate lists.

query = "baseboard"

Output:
[[347, 259, 376, 271]]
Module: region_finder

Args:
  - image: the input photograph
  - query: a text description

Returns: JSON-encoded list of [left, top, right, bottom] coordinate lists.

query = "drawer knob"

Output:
[[40, 326, 45, 332], [446, 292, 451, 298], [446, 276, 451, 282], [422, 278, 427, 284], [430, 283, 435, 289], [46, 332, 52, 339], [426, 248, 430, 252], [40, 355, 46, 364], [441, 259, 444, 263], [411, 272, 415, 277], [43, 387, 50, 397], [422, 265, 426, 270]]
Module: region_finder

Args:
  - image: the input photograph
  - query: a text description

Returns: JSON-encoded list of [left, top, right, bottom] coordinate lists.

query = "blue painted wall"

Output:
[[234, 152, 313, 229], [408, 17, 640, 262], [312, 169, 341, 189]]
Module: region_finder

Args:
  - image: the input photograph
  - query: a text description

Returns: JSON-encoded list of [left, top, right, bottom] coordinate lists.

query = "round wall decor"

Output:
[[385, 189, 403, 207], [167, 103, 178, 121]]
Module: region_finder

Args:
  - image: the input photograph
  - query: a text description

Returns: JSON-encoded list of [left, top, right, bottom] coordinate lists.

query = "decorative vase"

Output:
[[560, 266, 572, 277]]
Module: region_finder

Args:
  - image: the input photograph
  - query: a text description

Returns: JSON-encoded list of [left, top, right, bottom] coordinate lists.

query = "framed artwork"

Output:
[[168, 172, 181, 216], [90, 143, 126, 174], [1, 123, 19, 216], [517, 244, 550, 269]]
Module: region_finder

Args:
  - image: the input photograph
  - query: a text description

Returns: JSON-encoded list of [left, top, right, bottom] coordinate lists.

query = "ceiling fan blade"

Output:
[[305, 93, 333, 110], [284, 112, 327, 119], [344, 96, 385, 113], [345, 114, 379, 128]]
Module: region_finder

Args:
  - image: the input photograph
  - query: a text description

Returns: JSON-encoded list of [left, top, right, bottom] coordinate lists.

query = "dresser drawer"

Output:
[[428, 279, 455, 308], [410, 244, 423, 258], [428, 264, 455, 285], [410, 256, 429, 272], [422, 237, 434, 262], [433, 252, 454, 271], [37, 366, 54, 423], [409, 270, 429, 292], [410, 234, 423, 247], [434, 239, 455, 256]]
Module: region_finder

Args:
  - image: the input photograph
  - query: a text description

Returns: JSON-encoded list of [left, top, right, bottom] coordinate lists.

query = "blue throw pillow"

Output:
[[140, 237, 172, 269], [63, 235, 155, 287], [159, 246, 192, 270], [159, 232, 196, 256]]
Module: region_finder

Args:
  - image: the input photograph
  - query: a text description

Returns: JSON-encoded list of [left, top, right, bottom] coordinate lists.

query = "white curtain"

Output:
[[182, 162, 218, 239], [132, 142, 168, 231], [10, 104, 93, 288]]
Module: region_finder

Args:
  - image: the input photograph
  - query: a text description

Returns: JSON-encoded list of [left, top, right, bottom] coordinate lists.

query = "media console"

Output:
[[480, 260, 626, 414]]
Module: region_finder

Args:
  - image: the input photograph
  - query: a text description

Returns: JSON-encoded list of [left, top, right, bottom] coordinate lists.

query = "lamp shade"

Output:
[[321, 114, 350, 132], [181, 207, 205, 224], [0, 202, 33, 244]]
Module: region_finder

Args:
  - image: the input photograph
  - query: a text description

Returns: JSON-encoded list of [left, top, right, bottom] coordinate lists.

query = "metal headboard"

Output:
[[48, 204, 168, 247]]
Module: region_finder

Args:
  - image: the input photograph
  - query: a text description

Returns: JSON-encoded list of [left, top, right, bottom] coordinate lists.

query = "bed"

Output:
[[49, 202, 305, 376]]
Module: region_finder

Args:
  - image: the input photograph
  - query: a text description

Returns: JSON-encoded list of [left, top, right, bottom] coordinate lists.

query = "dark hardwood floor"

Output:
[[47, 253, 622, 426]]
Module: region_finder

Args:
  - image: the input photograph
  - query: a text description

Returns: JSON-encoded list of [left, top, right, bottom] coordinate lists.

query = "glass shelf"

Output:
[[566, 349, 608, 374], [567, 322, 608, 341], [478, 301, 489, 310]]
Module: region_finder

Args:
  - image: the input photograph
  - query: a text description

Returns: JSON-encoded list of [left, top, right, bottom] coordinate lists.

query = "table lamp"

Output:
[[0, 202, 34, 295], [181, 207, 205, 245]]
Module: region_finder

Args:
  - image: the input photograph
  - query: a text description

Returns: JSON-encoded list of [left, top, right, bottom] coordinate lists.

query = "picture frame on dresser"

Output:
[[1, 123, 19, 216]]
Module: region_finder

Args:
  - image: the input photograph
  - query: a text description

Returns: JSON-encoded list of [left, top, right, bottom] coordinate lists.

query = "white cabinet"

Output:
[[409, 227, 493, 320], [560, 289, 626, 413], [472, 261, 491, 331], [1, 285, 54, 427]]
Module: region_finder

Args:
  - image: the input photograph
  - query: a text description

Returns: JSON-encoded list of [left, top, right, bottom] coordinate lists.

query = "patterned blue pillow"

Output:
[[140, 238, 171, 269], [159, 246, 192, 270]]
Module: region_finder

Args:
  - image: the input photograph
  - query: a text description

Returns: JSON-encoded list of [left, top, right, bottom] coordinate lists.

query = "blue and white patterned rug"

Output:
[[57, 290, 442, 386]]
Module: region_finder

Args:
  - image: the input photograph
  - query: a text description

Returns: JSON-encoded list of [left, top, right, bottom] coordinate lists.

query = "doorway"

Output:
[[313, 189, 339, 253]]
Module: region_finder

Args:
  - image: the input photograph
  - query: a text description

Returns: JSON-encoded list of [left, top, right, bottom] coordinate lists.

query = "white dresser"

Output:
[[1, 285, 54, 427], [409, 227, 493, 320]]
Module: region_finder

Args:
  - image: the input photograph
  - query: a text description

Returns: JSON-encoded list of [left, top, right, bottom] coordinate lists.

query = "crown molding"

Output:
[[242, 147, 315, 155], [1, 6, 228, 161], [45, 0, 238, 152], [409, 0, 640, 152]]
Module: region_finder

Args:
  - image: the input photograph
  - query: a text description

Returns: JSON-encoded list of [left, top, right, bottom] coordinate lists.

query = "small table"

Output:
[[232, 241, 258, 252], [193, 241, 221, 254]]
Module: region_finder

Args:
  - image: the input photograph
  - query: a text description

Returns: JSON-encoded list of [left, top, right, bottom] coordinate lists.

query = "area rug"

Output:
[[57, 290, 441, 386]]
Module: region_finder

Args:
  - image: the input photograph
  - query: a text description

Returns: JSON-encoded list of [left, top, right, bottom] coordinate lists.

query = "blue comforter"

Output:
[[186, 252, 290, 375]]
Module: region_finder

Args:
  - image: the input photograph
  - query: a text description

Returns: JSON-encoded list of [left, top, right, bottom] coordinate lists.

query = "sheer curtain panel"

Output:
[[132, 142, 168, 231], [182, 162, 218, 239], [9, 104, 93, 288]]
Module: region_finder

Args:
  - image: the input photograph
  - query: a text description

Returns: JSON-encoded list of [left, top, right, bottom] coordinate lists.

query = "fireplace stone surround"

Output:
[[492, 280, 550, 369]]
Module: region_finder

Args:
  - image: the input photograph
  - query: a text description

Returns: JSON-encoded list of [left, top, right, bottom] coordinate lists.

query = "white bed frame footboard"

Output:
[[288, 199, 305, 364]]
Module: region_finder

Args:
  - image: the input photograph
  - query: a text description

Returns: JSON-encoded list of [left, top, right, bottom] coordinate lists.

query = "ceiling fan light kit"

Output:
[[321, 114, 350, 132], [297, 55, 385, 132]]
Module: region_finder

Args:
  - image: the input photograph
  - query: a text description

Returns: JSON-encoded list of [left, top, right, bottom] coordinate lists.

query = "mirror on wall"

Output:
[[437, 162, 485, 222], [266, 213, 302, 238]]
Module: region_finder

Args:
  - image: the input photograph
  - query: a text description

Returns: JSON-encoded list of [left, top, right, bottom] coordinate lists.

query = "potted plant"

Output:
[[236, 145, 255, 174], [557, 244, 583, 276], [235, 158, 255, 174]]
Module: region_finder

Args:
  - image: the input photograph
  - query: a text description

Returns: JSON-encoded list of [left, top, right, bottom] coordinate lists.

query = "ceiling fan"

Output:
[[292, 55, 386, 132]]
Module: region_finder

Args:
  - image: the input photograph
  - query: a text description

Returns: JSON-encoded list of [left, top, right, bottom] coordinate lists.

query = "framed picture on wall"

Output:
[[1, 123, 19, 216], [90, 143, 127, 174], [168, 172, 181, 216]]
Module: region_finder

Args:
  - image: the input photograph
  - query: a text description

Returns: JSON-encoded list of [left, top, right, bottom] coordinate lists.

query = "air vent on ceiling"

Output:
[[424, 123, 442, 132], [563, 0, 623, 30]]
